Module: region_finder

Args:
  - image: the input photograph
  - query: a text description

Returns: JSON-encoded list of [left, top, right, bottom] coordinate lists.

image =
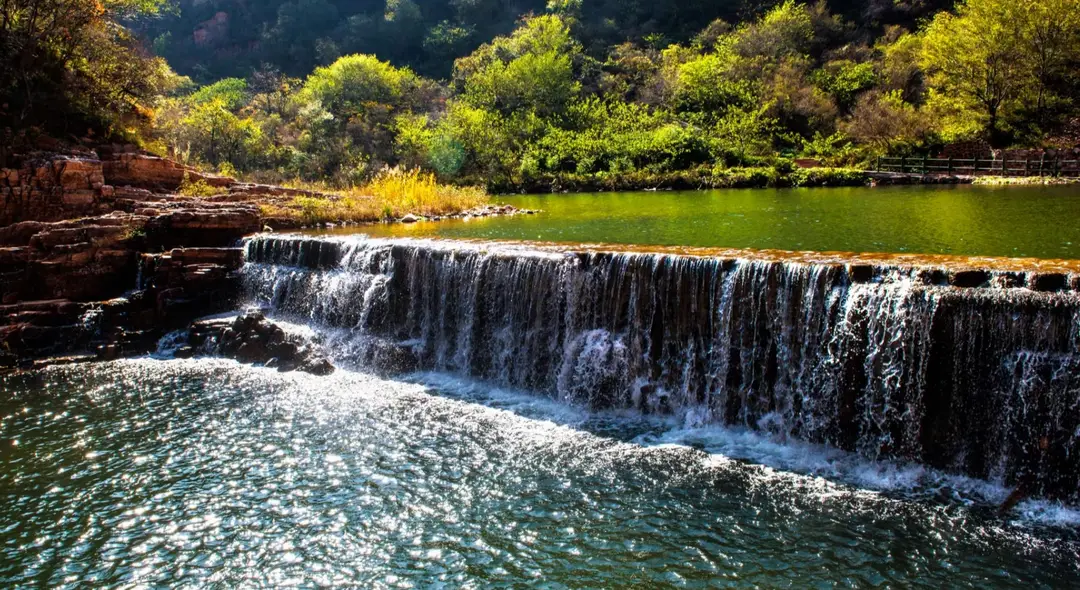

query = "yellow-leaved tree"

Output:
[[920, 0, 1080, 144]]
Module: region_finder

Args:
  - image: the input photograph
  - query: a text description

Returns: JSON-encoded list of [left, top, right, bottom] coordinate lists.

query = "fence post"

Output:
[[1038, 153, 1045, 176], [1024, 154, 1030, 176], [875, 156, 880, 172], [947, 156, 953, 174], [900, 155, 906, 174], [921, 154, 927, 174], [1001, 156, 1007, 176]]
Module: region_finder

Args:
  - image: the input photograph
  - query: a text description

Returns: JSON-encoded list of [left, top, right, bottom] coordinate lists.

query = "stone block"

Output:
[[846, 264, 874, 283], [949, 270, 990, 288], [1029, 273, 1068, 292], [62, 191, 97, 207]]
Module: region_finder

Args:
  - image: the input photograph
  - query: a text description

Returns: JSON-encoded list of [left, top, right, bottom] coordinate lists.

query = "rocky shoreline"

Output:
[[0, 148, 528, 373], [181, 311, 334, 375]]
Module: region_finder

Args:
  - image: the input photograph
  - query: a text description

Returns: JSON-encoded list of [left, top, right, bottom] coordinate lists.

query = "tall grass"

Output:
[[261, 167, 488, 224]]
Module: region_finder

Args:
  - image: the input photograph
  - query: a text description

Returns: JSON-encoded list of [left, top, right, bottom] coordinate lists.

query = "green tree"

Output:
[[730, 0, 815, 62], [189, 78, 250, 111], [1011, 0, 1080, 129], [876, 29, 924, 104], [918, 0, 1080, 143], [671, 52, 756, 114], [1, 0, 172, 135], [423, 21, 475, 57], [454, 15, 583, 118], [183, 98, 264, 167], [844, 90, 930, 152], [812, 60, 877, 111], [296, 54, 427, 122]]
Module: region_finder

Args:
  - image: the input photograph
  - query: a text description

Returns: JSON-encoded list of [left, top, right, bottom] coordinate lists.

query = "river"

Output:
[[353, 184, 1080, 259], [2, 360, 1079, 587], [5, 185, 1080, 586]]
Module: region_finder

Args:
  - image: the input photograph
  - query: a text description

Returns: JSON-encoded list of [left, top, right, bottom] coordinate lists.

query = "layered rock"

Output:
[[0, 148, 256, 368], [100, 153, 234, 192], [1, 149, 236, 226], [1, 156, 112, 224]]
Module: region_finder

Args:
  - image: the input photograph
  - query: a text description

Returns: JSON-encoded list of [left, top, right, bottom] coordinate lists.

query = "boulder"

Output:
[[185, 311, 335, 375], [1029, 272, 1068, 292]]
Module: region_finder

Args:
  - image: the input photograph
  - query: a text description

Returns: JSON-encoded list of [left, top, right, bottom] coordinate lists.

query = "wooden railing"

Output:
[[873, 155, 1080, 177]]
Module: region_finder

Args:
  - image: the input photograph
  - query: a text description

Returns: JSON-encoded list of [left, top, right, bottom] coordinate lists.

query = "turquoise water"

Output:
[[358, 184, 1080, 259], [2, 360, 1079, 587]]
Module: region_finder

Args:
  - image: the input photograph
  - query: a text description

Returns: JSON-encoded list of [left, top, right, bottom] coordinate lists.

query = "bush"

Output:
[[789, 167, 868, 187], [713, 166, 780, 187], [177, 177, 220, 197]]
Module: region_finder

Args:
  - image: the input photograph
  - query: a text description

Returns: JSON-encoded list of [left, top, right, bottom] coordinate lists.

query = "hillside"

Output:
[[139, 0, 955, 81], [3, 0, 1078, 193]]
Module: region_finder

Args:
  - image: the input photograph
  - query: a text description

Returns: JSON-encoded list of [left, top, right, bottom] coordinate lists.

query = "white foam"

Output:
[[152, 329, 190, 358], [404, 370, 1080, 528]]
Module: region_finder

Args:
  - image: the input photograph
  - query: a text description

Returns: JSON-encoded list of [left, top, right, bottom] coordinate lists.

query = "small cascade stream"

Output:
[[242, 234, 1080, 501]]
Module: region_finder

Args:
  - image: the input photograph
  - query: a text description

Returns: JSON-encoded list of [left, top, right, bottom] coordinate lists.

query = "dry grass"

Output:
[[261, 167, 488, 224], [972, 176, 1080, 186]]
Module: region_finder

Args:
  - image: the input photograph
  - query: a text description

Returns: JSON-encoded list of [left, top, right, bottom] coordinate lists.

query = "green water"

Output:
[[2, 360, 1079, 587], [359, 184, 1080, 259]]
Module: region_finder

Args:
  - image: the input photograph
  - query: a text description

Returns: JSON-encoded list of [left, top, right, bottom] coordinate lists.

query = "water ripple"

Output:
[[1, 359, 1078, 588]]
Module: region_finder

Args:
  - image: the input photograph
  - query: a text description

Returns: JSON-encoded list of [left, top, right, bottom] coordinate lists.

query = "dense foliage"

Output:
[[5, 0, 1080, 191], [143, 0, 1080, 189], [0, 0, 183, 142], [139, 0, 955, 81]]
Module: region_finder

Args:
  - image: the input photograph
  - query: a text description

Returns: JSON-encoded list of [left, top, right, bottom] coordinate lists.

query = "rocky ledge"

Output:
[[0, 148, 305, 370], [0, 146, 527, 371]]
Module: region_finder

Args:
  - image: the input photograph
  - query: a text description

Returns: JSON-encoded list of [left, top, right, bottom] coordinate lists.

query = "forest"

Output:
[[2, 0, 1079, 190]]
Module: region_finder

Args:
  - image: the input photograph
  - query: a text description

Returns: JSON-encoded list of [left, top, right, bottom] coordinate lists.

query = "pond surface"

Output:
[[3, 360, 1079, 588], [356, 184, 1080, 259]]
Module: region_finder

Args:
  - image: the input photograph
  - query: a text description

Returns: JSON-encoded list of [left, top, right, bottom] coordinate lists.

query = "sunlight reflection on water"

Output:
[[1, 359, 1078, 588]]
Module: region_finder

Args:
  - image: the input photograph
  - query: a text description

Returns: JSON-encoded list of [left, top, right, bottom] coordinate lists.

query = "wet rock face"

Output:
[[186, 312, 334, 375]]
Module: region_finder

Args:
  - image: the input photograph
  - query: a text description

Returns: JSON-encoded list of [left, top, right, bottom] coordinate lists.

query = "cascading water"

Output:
[[242, 234, 1080, 501]]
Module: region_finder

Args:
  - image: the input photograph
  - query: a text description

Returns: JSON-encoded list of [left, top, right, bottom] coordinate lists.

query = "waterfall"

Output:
[[241, 234, 1080, 501]]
